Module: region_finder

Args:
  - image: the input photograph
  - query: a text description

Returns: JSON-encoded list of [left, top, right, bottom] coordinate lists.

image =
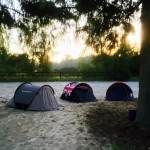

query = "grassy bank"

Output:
[[0, 76, 139, 82]]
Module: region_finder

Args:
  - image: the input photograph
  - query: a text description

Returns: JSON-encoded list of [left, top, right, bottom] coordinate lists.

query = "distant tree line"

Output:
[[56, 44, 140, 81], [0, 47, 52, 73], [91, 44, 140, 80], [0, 41, 139, 81]]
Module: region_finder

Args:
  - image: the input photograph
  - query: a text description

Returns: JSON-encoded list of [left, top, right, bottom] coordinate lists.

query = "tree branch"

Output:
[[0, 3, 23, 16]]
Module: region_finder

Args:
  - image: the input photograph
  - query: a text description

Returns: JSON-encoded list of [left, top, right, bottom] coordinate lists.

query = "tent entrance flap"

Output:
[[106, 82, 134, 101]]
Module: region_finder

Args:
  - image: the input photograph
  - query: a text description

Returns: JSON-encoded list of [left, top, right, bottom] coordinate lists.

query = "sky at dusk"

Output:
[[7, 1, 141, 63]]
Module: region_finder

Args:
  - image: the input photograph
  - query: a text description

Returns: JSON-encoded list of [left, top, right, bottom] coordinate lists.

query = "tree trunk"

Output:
[[136, 0, 150, 127]]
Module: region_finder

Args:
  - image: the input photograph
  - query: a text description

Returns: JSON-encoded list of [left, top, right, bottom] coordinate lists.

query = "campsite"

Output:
[[0, 81, 144, 150], [1, 0, 150, 149]]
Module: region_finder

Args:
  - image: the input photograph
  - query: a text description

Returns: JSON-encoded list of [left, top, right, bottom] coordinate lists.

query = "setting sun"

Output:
[[127, 21, 141, 50], [49, 31, 95, 63], [8, 20, 141, 63], [50, 39, 84, 63]]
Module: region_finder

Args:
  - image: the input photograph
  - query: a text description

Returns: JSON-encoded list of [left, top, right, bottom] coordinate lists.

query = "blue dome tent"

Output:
[[106, 82, 134, 101]]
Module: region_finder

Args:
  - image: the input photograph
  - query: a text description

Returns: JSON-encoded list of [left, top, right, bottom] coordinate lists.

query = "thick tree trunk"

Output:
[[136, 0, 150, 127]]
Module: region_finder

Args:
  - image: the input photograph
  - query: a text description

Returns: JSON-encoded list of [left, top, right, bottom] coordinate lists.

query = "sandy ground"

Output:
[[0, 100, 112, 150], [0, 82, 138, 150]]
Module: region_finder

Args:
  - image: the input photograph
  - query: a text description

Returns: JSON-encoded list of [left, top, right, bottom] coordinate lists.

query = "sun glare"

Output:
[[9, 20, 141, 63], [127, 21, 141, 50], [49, 31, 95, 63], [51, 22, 141, 63], [50, 43, 84, 63], [8, 29, 24, 54]]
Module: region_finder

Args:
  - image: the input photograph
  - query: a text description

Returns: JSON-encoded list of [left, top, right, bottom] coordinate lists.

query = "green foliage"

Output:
[[38, 54, 52, 72], [92, 44, 140, 81], [74, 0, 141, 53], [7, 54, 35, 72], [78, 62, 94, 72], [129, 53, 140, 76], [0, 5, 15, 27], [0, 45, 36, 73], [20, 1, 75, 24], [0, 0, 142, 64], [0, 47, 9, 72], [110, 44, 133, 80], [56, 67, 78, 72], [0, 0, 141, 81], [92, 54, 107, 72], [111, 55, 131, 81]]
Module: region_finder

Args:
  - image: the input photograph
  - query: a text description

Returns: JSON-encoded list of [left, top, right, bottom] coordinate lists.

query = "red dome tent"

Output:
[[61, 82, 96, 103], [106, 82, 134, 101]]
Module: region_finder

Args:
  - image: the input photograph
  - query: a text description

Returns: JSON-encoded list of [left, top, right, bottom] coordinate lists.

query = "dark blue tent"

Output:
[[61, 82, 96, 103], [6, 82, 62, 111], [106, 82, 134, 101]]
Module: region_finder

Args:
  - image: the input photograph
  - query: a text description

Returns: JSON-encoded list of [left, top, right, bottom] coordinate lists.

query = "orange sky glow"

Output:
[[127, 21, 141, 51], [9, 20, 141, 63]]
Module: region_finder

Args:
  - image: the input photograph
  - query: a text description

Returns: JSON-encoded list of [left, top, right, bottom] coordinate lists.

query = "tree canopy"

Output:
[[0, 0, 142, 53]]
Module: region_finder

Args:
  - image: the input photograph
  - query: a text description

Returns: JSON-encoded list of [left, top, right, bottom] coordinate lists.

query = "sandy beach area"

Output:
[[0, 99, 112, 150], [0, 82, 138, 150]]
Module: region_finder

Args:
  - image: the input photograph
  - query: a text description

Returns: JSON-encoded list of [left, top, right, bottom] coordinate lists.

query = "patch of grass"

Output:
[[0, 75, 139, 82], [84, 101, 150, 150]]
